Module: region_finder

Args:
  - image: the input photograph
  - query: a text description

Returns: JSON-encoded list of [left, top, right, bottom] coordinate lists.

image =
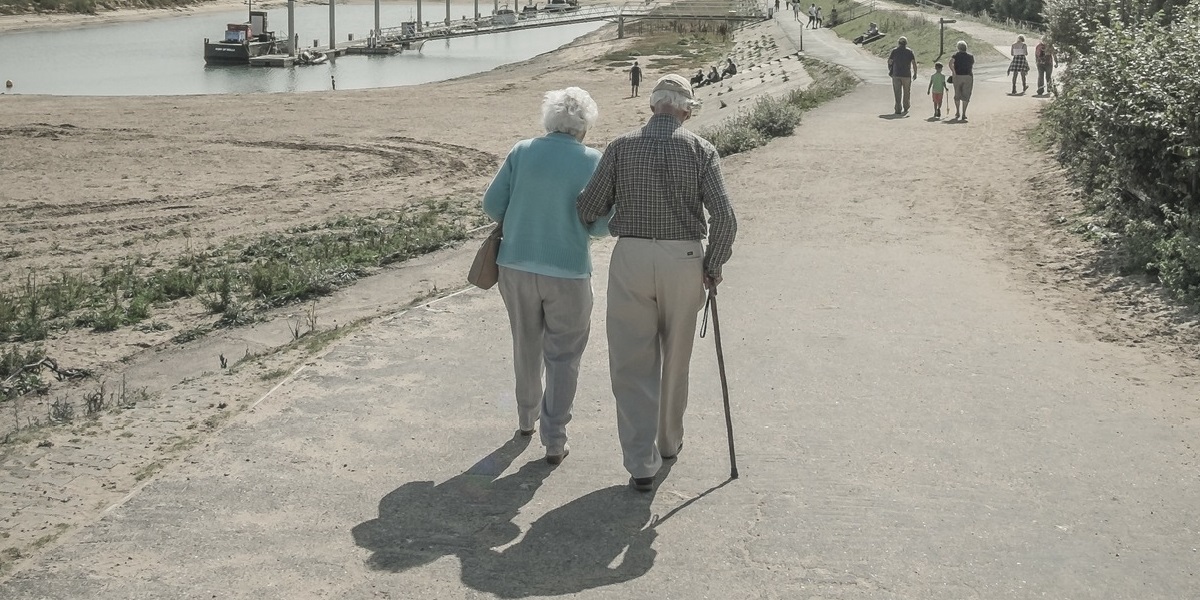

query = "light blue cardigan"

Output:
[[482, 132, 610, 279]]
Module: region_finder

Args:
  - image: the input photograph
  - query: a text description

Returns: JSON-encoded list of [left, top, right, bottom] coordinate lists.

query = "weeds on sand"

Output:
[[0, 199, 471, 343], [3, 375, 149, 444]]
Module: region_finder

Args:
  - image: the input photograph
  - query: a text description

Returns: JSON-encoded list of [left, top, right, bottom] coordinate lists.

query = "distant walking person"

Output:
[[949, 40, 975, 121], [792, 1, 800, 21], [815, 6, 822, 27], [1008, 35, 1030, 94], [483, 87, 609, 465], [807, 3, 817, 28], [1034, 37, 1057, 96], [630, 60, 643, 97], [577, 75, 738, 493], [887, 36, 918, 115]]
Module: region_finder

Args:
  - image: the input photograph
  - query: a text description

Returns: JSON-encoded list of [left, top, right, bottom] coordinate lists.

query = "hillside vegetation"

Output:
[[1043, 1, 1200, 304]]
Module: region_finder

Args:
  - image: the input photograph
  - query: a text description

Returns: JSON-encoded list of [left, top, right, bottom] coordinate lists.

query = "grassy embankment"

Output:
[[806, 0, 1002, 63]]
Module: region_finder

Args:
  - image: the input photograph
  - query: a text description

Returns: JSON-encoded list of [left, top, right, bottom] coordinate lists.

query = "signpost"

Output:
[[939, 17, 956, 60]]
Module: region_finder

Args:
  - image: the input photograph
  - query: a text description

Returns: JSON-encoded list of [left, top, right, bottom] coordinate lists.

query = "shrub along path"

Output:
[[3, 15, 1199, 600]]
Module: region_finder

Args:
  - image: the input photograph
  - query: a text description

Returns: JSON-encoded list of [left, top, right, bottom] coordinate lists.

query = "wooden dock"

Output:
[[250, 55, 294, 67]]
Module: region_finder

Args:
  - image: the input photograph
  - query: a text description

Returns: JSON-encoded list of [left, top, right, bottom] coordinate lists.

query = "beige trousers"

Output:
[[606, 238, 706, 478], [498, 266, 592, 454]]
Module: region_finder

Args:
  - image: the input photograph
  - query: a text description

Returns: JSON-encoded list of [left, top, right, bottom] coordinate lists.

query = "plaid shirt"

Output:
[[577, 114, 737, 276]]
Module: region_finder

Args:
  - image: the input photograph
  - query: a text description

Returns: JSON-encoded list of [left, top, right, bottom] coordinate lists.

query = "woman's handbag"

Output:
[[947, 75, 954, 83], [467, 224, 503, 289]]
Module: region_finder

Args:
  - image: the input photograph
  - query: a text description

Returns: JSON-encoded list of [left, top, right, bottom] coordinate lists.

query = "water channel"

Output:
[[0, 3, 603, 96]]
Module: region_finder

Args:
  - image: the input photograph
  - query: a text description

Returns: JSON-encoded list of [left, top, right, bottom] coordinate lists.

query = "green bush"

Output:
[[744, 96, 803, 138], [1044, 3, 1200, 302], [706, 122, 769, 156]]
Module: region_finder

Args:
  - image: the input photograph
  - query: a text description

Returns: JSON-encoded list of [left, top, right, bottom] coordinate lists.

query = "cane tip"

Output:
[[730, 469, 739, 479]]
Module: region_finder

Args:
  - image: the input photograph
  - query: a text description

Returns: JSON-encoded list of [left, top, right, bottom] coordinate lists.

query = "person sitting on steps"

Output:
[[720, 58, 737, 79], [690, 69, 705, 87], [705, 66, 721, 85]]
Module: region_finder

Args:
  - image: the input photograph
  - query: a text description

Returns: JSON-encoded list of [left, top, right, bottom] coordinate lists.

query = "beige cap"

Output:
[[652, 74, 694, 99]]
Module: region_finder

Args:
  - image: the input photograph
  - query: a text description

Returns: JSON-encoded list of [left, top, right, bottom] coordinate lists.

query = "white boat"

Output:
[[494, 5, 518, 26], [297, 49, 328, 65]]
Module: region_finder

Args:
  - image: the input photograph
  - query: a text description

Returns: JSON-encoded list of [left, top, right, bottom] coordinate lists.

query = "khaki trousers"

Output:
[[892, 76, 912, 113], [498, 266, 592, 454], [607, 238, 706, 478]]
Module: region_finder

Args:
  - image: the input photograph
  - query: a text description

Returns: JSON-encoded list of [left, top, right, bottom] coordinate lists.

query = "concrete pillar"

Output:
[[329, 0, 336, 52], [287, 0, 296, 55], [618, 16, 624, 38], [417, 0, 423, 31], [474, 0, 479, 23], [374, 0, 381, 38], [446, 0, 451, 26]]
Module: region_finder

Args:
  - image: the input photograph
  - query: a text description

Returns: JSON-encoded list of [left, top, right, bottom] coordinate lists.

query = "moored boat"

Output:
[[204, 10, 280, 65], [493, 5, 518, 26]]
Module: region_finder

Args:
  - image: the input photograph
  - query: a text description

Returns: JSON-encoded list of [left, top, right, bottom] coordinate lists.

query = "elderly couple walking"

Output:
[[481, 75, 738, 492]]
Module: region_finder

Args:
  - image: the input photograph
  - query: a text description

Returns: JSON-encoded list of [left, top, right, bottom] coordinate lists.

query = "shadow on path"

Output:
[[352, 438, 669, 597]]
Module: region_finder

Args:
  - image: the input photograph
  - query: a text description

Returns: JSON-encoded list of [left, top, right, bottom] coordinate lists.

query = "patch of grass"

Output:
[[259, 368, 292, 381], [302, 325, 354, 354], [702, 57, 858, 156], [133, 460, 164, 481]]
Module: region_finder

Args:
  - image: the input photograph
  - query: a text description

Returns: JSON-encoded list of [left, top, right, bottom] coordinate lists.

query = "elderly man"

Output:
[[888, 36, 918, 115], [577, 75, 738, 492]]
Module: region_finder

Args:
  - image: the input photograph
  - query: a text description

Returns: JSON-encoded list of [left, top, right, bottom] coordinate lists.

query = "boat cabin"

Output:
[[224, 23, 252, 43]]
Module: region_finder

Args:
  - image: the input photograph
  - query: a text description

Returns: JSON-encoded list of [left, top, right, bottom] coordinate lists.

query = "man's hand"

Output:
[[704, 273, 722, 289]]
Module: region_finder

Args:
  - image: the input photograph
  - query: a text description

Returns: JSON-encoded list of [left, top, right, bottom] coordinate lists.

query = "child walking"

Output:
[[927, 62, 947, 119]]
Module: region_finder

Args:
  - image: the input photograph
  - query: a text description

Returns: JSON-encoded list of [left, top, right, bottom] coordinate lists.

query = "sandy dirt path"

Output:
[[3, 8, 1200, 597]]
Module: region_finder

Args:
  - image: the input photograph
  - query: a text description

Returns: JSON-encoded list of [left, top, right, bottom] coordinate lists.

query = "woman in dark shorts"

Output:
[[949, 40, 975, 122]]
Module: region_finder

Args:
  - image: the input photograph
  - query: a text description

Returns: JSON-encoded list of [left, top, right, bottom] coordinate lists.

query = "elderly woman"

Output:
[[482, 87, 609, 465], [950, 40, 975, 121], [1008, 34, 1030, 94]]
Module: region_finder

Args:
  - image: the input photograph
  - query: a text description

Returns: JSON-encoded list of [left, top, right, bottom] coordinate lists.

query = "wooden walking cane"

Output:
[[702, 286, 739, 479]]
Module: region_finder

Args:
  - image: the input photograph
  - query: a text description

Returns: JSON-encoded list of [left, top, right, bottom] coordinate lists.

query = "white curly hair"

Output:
[[542, 87, 599, 138]]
